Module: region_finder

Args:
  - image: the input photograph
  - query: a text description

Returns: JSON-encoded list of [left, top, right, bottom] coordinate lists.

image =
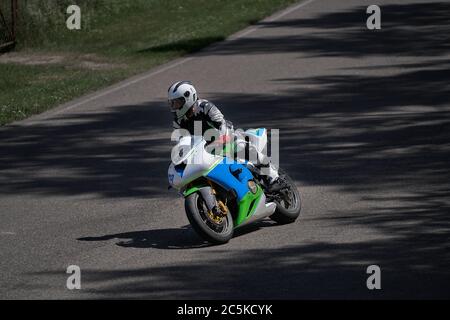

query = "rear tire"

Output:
[[270, 168, 302, 224], [185, 192, 234, 244]]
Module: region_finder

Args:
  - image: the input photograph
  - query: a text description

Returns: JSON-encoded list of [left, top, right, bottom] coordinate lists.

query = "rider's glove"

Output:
[[217, 134, 231, 145]]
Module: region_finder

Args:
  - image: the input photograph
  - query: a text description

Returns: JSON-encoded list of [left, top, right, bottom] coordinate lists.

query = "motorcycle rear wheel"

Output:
[[270, 168, 302, 224], [185, 192, 234, 244]]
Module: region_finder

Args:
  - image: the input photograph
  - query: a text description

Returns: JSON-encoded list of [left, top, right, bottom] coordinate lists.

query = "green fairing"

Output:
[[183, 185, 203, 197], [234, 186, 263, 226]]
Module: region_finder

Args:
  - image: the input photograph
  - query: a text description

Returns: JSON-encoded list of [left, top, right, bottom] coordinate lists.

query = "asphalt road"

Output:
[[1, 0, 449, 299]]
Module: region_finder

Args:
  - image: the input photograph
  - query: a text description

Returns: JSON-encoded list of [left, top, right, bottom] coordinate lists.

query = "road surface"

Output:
[[1, 0, 449, 299]]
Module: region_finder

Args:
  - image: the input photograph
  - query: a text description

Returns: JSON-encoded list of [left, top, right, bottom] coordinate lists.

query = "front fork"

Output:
[[197, 187, 218, 213], [196, 186, 229, 222]]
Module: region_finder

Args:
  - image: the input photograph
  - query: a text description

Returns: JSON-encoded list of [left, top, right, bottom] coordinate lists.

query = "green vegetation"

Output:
[[0, 0, 298, 125]]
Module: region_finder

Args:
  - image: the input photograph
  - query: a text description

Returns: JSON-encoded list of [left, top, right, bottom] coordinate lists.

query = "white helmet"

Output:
[[168, 81, 198, 120]]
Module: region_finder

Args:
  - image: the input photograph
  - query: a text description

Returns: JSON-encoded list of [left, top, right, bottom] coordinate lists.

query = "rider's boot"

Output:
[[246, 161, 284, 192], [259, 162, 279, 184], [260, 163, 288, 192]]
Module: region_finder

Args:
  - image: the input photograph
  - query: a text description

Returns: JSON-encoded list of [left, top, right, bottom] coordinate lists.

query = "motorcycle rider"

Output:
[[168, 80, 280, 187]]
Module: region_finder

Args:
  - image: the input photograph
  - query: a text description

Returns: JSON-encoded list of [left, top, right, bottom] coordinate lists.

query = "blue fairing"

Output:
[[206, 160, 253, 201]]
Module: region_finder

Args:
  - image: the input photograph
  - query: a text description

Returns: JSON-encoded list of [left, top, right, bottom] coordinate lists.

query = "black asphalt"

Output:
[[0, 0, 449, 299]]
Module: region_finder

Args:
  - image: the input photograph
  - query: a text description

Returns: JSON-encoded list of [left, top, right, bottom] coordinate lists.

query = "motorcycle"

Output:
[[168, 128, 301, 244]]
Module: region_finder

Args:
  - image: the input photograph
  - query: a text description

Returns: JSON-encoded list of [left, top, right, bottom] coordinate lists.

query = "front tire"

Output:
[[185, 192, 234, 244], [270, 168, 302, 224]]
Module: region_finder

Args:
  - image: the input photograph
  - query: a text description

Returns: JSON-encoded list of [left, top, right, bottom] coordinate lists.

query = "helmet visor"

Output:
[[169, 97, 186, 111]]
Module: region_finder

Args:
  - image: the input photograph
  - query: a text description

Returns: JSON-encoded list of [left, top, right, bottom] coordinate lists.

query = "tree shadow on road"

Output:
[[30, 235, 450, 299], [203, 1, 450, 58], [1, 1, 448, 200], [2, 0, 450, 299], [136, 36, 226, 55], [0, 101, 176, 199]]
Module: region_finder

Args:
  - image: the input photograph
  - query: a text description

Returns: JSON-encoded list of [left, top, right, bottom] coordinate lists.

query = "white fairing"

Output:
[[243, 128, 267, 153], [168, 136, 221, 190]]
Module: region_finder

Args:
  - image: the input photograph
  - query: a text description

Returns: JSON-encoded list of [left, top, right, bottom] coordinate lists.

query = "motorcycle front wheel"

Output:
[[185, 192, 234, 244]]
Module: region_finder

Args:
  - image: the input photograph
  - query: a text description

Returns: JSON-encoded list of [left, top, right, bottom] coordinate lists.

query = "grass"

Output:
[[0, 0, 298, 125]]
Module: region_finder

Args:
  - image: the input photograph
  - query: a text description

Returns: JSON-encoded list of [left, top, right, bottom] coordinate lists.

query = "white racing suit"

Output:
[[173, 99, 279, 183]]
